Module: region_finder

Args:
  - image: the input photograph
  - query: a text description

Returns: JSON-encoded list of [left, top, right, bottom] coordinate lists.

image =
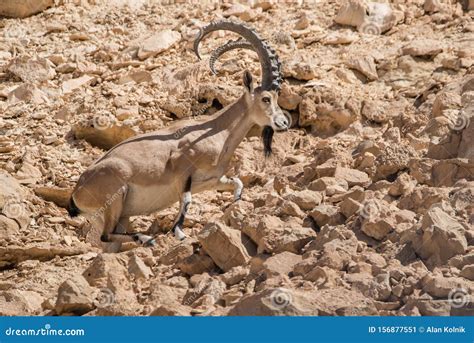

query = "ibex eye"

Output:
[[262, 97, 271, 103]]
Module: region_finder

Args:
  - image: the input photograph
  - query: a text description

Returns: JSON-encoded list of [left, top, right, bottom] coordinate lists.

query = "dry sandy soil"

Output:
[[0, 0, 473, 316]]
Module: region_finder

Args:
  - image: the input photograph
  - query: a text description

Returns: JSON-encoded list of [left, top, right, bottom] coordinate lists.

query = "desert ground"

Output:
[[0, 0, 473, 316]]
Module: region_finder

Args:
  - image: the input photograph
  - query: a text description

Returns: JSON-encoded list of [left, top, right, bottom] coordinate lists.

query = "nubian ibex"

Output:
[[68, 20, 289, 252]]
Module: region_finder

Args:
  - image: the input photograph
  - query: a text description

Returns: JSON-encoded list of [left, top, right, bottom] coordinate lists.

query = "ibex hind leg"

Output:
[[99, 185, 155, 251], [171, 176, 192, 241]]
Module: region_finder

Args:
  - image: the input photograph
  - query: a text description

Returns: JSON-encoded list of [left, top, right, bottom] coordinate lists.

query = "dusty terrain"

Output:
[[0, 0, 473, 316]]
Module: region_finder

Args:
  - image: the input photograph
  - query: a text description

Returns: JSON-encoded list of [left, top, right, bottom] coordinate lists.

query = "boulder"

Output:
[[243, 215, 316, 254], [198, 222, 254, 272], [177, 254, 217, 276], [8, 56, 56, 83], [137, 30, 181, 60], [261, 252, 302, 278], [55, 275, 95, 315], [0, 0, 53, 18], [283, 190, 322, 211], [229, 287, 377, 315], [410, 207, 467, 266], [402, 39, 444, 57]]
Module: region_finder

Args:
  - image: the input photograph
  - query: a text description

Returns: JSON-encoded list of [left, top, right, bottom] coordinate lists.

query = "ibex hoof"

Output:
[[144, 238, 156, 247], [133, 233, 154, 246], [174, 227, 187, 241]]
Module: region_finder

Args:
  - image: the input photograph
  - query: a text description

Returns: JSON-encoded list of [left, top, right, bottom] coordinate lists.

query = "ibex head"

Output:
[[194, 20, 289, 156]]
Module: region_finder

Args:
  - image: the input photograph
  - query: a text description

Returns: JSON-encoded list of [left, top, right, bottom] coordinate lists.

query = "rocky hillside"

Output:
[[0, 0, 473, 316]]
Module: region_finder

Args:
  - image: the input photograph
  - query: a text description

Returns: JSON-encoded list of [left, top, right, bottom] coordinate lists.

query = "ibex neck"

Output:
[[217, 95, 255, 156]]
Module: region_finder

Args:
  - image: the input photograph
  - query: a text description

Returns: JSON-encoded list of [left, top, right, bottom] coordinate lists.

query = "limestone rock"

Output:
[[198, 222, 254, 272], [402, 39, 444, 57], [8, 56, 56, 83], [410, 207, 467, 266], [137, 30, 181, 60], [55, 275, 95, 315], [0, 0, 53, 18]]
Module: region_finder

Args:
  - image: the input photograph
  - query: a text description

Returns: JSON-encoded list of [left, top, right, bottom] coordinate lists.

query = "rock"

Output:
[[149, 282, 186, 306], [62, 75, 95, 94], [8, 83, 48, 104], [346, 56, 378, 81], [0, 0, 53, 18], [128, 254, 153, 279], [178, 254, 217, 276], [72, 118, 136, 150], [297, 88, 359, 135], [335, 0, 396, 34], [277, 84, 301, 110], [460, 265, 474, 281], [309, 177, 349, 195], [283, 190, 322, 210], [219, 266, 249, 286], [422, 274, 473, 298], [359, 200, 398, 240], [283, 60, 317, 81], [0, 290, 44, 315], [83, 254, 139, 314], [137, 30, 181, 60], [261, 252, 302, 278], [361, 99, 403, 124], [8, 56, 56, 83], [198, 222, 254, 272], [15, 162, 42, 184], [348, 273, 392, 301], [55, 275, 95, 315], [410, 207, 467, 266], [310, 204, 344, 227], [34, 187, 72, 208], [182, 277, 226, 308], [243, 215, 316, 254], [150, 303, 191, 316], [0, 171, 29, 229], [0, 244, 89, 269], [402, 39, 444, 57], [334, 167, 370, 187], [228, 287, 377, 315], [375, 145, 416, 181], [0, 216, 19, 241], [118, 69, 152, 84], [339, 197, 362, 218], [159, 242, 194, 265], [388, 173, 417, 197], [223, 3, 259, 21]]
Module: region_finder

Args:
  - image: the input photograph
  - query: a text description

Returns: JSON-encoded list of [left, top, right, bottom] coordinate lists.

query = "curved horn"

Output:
[[209, 39, 254, 75], [194, 20, 282, 91]]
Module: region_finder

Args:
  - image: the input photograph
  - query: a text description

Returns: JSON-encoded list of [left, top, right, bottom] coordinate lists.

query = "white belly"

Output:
[[122, 183, 179, 216]]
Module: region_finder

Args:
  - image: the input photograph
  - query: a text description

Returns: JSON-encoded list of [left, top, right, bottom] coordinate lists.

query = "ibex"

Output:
[[68, 20, 289, 252]]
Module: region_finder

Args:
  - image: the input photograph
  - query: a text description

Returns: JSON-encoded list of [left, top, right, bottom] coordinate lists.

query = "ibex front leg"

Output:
[[171, 177, 192, 240], [217, 175, 243, 202]]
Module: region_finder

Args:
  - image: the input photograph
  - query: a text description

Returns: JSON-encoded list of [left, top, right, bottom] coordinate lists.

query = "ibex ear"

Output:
[[243, 70, 253, 93]]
